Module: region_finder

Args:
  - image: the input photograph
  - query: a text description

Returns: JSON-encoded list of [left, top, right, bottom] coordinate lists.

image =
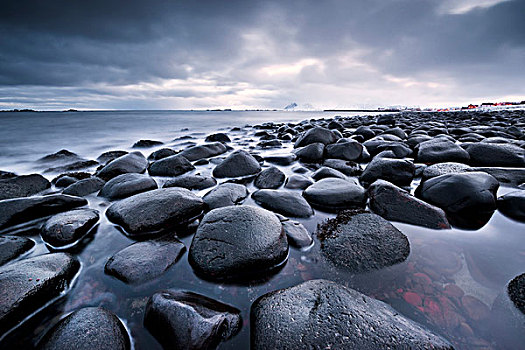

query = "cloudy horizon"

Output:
[[0, 0, 524, 111]]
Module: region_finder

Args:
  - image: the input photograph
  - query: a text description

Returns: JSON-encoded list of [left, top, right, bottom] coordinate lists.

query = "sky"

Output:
[[0, 0, 524, 110]]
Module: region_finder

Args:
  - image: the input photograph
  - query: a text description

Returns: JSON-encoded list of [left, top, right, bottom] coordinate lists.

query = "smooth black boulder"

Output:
[[38, 307, 130, 350], [360, 157, 415, 187], [203, 183, 249, 210], [205, 133, 231, 143], [497, 190, 525, 222], [105, 236, 185, 284], [254, 166, 285, 189], [189, 206, 288, 280], [311, 167, 346, 181], [466, 167, 525, 187], [415, 139, 470, 164], [0, 174, 50, 200], [106, 188, 204, 236], [322, 158, 362, 176], [294, 127, 339, 148], [281, 220, 312, 248], [466, 143, 525, 167], [303, 178, 366, 212], [368, 180, 450, 229], [317, 210, 410, 273], [96, 152, 148, 181], [38, 150, 82, 164], [0, 253, 80, 334], [148, 148, 177, 161], [284, 174, 313, 189], [99, 173, 157, 200], [0, 236, 34, 266], [179, 142, 228, 161], [252, 189, 314, 218], [212, 150, 261, 178], [97, 150, 128, 164], [148, 154, 195, 177], [264, 153, 296, 165], [163, 174, 217, 190], [294, 142, 324, 162], [251, 279, 452, 350], [0, 194, 87, 231], [41, 209, 100, 248], [144, 291, 241, 350], [132, 139, 164, 148], [325, 139, 363, 161], [62, 177, 105, 197]]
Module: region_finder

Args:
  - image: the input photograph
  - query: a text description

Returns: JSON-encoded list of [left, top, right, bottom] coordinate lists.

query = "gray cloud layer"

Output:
[[0, 0, 523, 109]]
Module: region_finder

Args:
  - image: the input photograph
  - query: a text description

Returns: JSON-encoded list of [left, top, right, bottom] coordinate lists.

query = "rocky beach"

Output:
[[1, 109, 525, 349]]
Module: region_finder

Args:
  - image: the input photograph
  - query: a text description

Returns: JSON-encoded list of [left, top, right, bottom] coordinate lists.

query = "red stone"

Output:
[[461, 295, 490, 321], [403, 291, 423, 306], [443, 284, 464, 299]]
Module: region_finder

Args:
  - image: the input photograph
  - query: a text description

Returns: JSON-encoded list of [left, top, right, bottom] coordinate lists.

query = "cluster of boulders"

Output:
[[1, 110, 525, 348]]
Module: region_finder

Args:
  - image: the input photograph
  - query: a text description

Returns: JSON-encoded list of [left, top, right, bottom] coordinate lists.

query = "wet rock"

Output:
[[360, 157, 415, 187], [203, 183, 249, 210], [416, 139, 470, 164], [96, 152, 148, 181], [148, 154, 194, 177], [507, 273, 525, 314], [189, 206, 288, 280], [144, 291, 241, 350], [105, 236, 185, 284], [96, 150, 128, 164], [0, 236, 34, 266], [317, 210, 410, 273], [377, 114, 395, 126], [38, 150, 82, 164], [466, 143, 525, 167], [325, 139, 363, 161], [132, 139, 164, 148], [52, 172, 91, 186], [44, 160, 99, 173], [62, 177, 105, 197], [163, 174, 217, 191], [461, 295, 490, 322], [311, 167, 346, 181], [0, 194, 87, 231], [466, 167, 525, 187], [205, 133, 231, 143], [322, 158, 362, 176], [179, 142, 228, 161], [354, 126, 376, 140], [282, 220, 312, 248], [0, 253, 80, 334], [497, 190, 525, 222], [258, 139, 282, 148], [0, 171, 17, 179], [212, 150, 261, 178], [41, 209, 99, 248], [416, 172, 499, 215], [264, 154, 296, 165], [491, 275, 525, 348], [303, 178, 366, 212], [251, 279, 452, 350], [294, 142, 324, 162], [368, 180, 450, 229], [54, 176, 78, 188], [422, 162, 470, 180], [38, 307, 130, 350], [284, 174, 313, 189], [0, 174, 50, 200], [99, 173, 157, 200], [294, 127, 340, 148], [292, 165, 309, 174], [254, 166, 285, 189], [252, 190, 314, 218], [106, 188, 203, 237], [148, 148, 177, 161]]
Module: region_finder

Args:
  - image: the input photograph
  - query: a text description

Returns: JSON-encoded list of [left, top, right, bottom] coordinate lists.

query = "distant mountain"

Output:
[[283, 102, 318, 111], [284, 102, 298, 110]]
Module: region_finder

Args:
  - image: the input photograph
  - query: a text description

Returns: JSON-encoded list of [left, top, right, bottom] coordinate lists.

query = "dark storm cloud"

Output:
[[0, 0, 523, 109]]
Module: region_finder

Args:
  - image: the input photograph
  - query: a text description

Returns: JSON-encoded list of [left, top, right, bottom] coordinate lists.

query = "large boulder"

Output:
[[202, 183, 249, 210], [251, 279, 452, 350], [323, 159, 362, 176], [163, 174, 217, 191], [466, 167, 525, 187], [99, 173, 157, 200], [106, 188, 203, 237], [294, 127, 339, 148], [0, 174, 50, 200], [252, 190, 314, 218], [41, 209, 99, 248], [325, 139, 363, 161], [422, 162, 470, 180], [360, 157, 415, 187], [466, 143, 525, 167], [205, 133, 231, 143], [0, 236, 35, 266], [294, 142, 325, 162], [0, 253, 80, 334], [497, 190, 525, 222], [38, 307, 130, 350], [284, 174, 313, 189], [179, 142, 228, 161], [281, 219, 313, 248], [0, 194, 87, 231], [148, 154, 195, 177], [212, 150, 261, 178], [368, 180, 450, 229], [105, 236, 185, 284], [189, 206, 288, 280], [62, 177, 105, 197], [144, 291, 240, 349], [303, 178, 366, 212], [254, 166, 285, 189], [317, 211, 410, 273], [96, 152, 148, 181], [416, 139, 470, 164]]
